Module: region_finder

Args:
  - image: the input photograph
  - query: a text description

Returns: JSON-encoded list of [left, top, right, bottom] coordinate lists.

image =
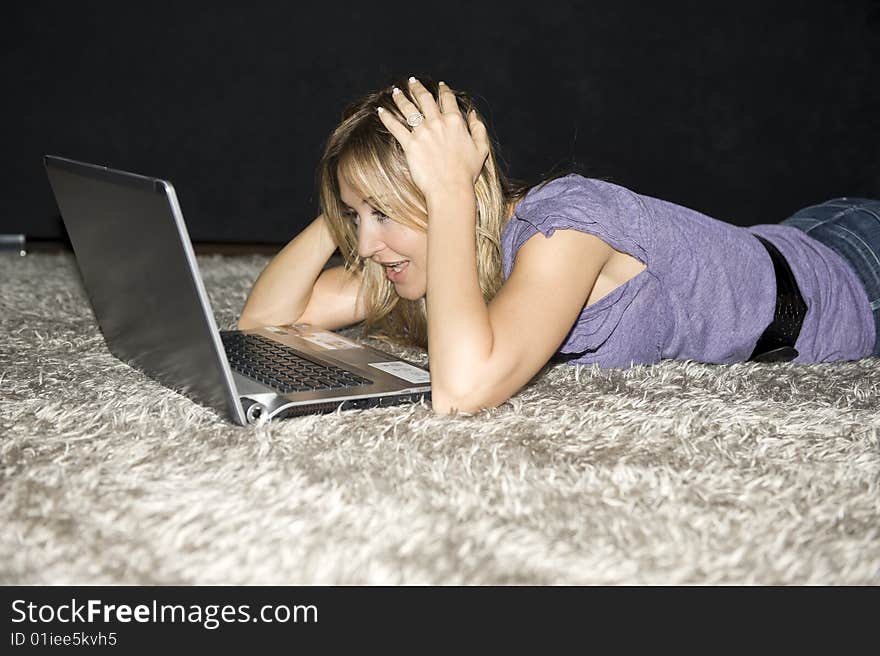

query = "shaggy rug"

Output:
[[1, 251, 878, 585]]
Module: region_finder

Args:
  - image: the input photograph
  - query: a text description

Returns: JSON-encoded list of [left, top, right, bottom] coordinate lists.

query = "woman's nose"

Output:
[[356, 220, 383, 259]]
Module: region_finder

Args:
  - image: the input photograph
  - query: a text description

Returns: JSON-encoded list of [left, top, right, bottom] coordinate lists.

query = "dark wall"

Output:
[[4, 0, 879, 244]]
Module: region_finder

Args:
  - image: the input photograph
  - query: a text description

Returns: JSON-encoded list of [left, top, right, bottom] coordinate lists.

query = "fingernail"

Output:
[[392, 86, 401, 95], [408, 76, 417, 84], [377, 107, 384, 114], [439, 81, 446, 86]]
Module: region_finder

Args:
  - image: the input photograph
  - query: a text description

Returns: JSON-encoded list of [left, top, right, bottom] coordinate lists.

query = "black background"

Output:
[[4, 0, 879, 244]]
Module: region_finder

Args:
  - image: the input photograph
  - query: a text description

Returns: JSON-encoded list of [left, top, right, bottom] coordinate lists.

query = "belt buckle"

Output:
[[751, 346, 799, 363]]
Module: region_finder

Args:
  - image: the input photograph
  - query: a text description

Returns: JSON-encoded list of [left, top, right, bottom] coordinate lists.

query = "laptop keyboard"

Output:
[[220, 330, 373, 393]]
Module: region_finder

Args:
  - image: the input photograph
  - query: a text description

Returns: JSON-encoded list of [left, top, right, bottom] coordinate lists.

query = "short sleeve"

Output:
[[499, 174, 658, 360], [501, 175, 649, 281]]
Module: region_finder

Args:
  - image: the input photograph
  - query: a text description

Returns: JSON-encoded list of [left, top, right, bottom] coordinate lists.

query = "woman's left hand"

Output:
[[377, 77, 490, 199]]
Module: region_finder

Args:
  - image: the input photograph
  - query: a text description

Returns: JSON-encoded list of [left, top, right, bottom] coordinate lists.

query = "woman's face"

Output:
[[337, 172, 428, 300]]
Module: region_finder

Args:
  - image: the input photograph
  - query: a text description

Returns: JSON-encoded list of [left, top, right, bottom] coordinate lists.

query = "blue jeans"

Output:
[[780, 197, 880, 357]]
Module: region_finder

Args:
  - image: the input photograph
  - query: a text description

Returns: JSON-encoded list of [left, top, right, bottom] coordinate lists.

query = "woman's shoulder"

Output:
[[501, 173, 649, 281], [514, 174, 634, 219], [522, 172, 623, 198], [508, 173, 637, 233]]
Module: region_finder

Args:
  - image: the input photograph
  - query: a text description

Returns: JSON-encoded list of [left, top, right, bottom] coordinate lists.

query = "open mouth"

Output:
[[383, 260, 409, 273], [384, 260, 410, 280]]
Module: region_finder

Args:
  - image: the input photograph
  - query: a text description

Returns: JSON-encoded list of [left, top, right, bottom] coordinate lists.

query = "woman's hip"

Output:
[[780, 196, 880, 355], [780, 197, 880, 294]]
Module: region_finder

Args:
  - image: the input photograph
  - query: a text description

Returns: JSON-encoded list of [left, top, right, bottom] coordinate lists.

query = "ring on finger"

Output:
[[390, 86, 425, 128]]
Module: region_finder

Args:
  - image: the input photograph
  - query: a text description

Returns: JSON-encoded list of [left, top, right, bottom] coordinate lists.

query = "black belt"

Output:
[[748, 235, 807, 363]]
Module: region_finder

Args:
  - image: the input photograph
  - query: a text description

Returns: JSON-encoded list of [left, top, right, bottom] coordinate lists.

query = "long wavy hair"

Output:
[[316, 73, 585, 349]]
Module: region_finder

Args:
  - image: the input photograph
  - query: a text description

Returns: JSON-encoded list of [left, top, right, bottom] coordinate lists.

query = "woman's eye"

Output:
[[345, 211, 388, 223]]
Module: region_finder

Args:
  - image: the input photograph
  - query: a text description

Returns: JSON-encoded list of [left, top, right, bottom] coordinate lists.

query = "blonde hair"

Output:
[[316, 74, 581, 349]]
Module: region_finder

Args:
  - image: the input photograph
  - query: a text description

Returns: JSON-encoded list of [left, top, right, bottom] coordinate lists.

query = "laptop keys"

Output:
[[220, 330, 372, 393]]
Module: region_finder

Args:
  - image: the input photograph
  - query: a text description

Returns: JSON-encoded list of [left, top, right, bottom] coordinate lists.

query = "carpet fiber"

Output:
[[2, 252, 879, 584]]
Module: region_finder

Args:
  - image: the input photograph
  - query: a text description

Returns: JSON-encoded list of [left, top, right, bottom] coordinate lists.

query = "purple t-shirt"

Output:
[[501, 174, 875, 367]]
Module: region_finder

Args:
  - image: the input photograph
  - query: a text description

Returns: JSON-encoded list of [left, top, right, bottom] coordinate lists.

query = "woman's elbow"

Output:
[[430, 392, 461, 416], [430, 386, 502, 415]]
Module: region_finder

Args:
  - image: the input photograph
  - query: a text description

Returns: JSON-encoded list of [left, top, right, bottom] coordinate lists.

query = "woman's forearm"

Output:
[[425, 188, 494, 406], [238, 214, 338, 329]]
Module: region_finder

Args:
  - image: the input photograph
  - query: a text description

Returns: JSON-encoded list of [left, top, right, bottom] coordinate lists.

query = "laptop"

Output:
[[44, 155, 432, 425]]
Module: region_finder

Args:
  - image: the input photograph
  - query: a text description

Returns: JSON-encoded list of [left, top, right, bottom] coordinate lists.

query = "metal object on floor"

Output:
[[0, 234, 26, 256]]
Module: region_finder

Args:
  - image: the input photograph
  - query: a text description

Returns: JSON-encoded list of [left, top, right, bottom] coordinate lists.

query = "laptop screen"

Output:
[[44, 156, 244, 424]]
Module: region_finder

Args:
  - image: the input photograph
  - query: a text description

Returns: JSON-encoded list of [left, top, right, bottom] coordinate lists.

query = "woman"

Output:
[[238, 74, 880, 415]]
